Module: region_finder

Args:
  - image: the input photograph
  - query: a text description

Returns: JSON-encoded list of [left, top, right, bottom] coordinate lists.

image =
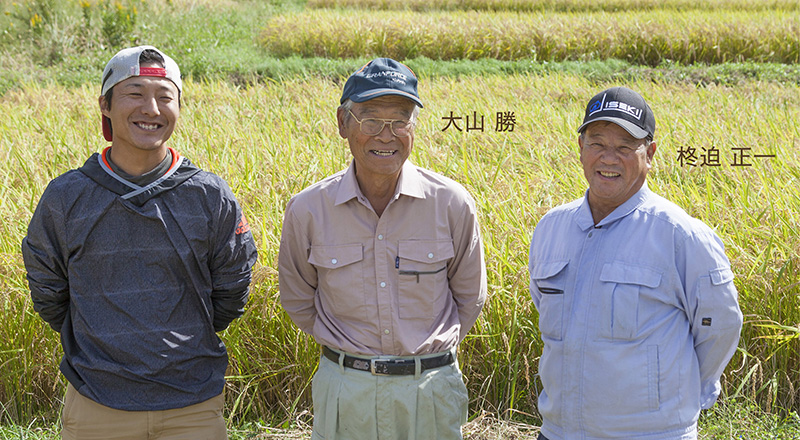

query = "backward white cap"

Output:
[[100, 45, 182, 96]]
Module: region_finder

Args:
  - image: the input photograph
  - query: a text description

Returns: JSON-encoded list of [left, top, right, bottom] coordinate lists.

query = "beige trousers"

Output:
[[61, 384, 227, 440], [311, 350, 469, 440]]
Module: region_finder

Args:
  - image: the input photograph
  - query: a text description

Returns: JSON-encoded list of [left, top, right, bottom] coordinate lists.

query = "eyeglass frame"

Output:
[[347, 109, 416, 138]]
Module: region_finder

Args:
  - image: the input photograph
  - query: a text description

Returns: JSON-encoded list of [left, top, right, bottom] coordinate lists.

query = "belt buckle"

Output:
[[370, 358, 392, 376]]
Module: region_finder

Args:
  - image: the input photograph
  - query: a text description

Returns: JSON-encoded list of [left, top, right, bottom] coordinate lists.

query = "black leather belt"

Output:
[[322, 346, 454, 376]]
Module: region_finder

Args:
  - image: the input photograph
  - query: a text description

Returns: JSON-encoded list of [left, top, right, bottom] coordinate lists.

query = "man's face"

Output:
[[337, 95, 416, 184], [579, 121, 656, 219], [99, 65, 180, 154]]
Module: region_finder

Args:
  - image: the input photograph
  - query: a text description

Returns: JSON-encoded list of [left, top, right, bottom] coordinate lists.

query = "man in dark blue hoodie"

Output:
[[21, 45, 258, 440]]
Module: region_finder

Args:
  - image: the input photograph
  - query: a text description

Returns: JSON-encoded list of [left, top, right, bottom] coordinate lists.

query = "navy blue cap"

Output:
[[341, 58, 423, 108], [577, 86, 656, 139]]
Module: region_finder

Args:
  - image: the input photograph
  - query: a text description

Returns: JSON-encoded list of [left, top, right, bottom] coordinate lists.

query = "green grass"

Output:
[[0, 0, 303, 92], [259, 9, 800, 64]]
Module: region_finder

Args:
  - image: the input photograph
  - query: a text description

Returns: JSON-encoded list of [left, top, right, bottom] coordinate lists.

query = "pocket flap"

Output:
[[531, 260, 569, 280], [398, 239, 455, 264], [709, 267, 734, 285], [309, 244, 363, 269], [600, 262, 662, 288]]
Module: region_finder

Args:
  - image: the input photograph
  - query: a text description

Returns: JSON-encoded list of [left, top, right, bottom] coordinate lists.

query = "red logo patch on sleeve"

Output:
[[235, 212, 251, 235]]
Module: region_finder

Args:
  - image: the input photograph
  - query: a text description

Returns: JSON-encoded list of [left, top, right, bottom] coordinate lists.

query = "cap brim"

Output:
[[350, 88, 424, 108], [577, 116, 648, 139]]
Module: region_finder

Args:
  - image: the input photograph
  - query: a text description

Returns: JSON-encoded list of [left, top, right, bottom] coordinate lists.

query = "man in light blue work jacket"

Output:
[[528, 86, 743, 440]]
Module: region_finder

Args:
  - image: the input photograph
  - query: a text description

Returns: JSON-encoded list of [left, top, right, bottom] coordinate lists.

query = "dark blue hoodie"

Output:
[[22, 149, 258, 411]]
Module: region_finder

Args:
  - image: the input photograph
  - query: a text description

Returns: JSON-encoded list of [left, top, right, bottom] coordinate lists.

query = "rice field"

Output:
[[260, 9, 800, 64], [307, 0, 800, 12], [1, 75, 798, 428], [1, 0, 799, 436]]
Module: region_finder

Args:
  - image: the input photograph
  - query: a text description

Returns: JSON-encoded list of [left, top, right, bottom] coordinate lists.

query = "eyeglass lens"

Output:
[[361, 119, 411, 137]]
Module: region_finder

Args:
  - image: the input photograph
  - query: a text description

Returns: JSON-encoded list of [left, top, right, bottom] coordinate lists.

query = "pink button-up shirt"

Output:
[[279, 161, 487, 356]]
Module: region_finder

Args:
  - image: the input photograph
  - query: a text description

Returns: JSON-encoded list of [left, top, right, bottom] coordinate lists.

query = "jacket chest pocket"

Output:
[[597, 262, 662, 341], [397, 239, 454, 320], [531, 260, 569, 341], [309, 244, 365, 319]]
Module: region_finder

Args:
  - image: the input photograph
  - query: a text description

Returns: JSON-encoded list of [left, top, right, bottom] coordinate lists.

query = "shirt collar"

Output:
[[396, 161, 426, 199], [334, 160, 426, 206], [575, 182, 651, 230]]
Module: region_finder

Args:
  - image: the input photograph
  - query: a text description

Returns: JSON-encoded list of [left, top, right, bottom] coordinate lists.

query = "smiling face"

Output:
[[99, 64, 180, 157], [337, 95, 416, 187], [579, 121, 657, 222]]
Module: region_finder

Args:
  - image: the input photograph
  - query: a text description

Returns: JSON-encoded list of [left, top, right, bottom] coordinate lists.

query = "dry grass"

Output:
[[308, 0, 800, 11], [168, 0, 241, 9], [260, 9, 800, 64], [1, 75, 798, 427]]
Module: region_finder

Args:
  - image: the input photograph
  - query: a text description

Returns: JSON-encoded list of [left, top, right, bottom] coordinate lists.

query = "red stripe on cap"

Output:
[[139, 67, 167, 77], [355, 61, 370, 74], [399, 61, 417, 78]]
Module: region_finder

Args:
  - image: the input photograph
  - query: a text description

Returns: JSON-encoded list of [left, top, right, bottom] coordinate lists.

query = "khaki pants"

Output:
[[61, 384, 227, 440], [311, 350, 469, 440]]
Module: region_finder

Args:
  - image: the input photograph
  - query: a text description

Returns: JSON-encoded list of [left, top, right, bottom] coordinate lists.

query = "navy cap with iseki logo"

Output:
[[341, 58, 423, 108], [577, 86, 656, 140], [100, 45, 182, 142]]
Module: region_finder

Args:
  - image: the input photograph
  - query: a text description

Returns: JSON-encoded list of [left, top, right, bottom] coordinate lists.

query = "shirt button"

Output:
[[384, 329, 390, 335], [428, 253, 434, 259], [377, 234, 384, 240], [588, 232, 593, 238], [380, 282, 386, 288], [331, 258, 338, 264]]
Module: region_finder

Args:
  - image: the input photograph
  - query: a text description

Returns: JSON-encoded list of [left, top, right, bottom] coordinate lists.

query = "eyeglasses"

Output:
[[348, 110, 415, 137]]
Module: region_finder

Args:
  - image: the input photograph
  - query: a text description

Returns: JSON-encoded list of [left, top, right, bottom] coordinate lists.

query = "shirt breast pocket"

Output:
[[397, 239, 454, 321], [531, 260, 569, 341], [308, 244, 365, 320], [597, 262, 662, 341]]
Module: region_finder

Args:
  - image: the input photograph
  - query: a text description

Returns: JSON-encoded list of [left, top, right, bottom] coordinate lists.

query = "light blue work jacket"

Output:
[[529, 184, 742, 440]]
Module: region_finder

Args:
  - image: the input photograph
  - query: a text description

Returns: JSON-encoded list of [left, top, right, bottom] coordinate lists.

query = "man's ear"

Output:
[[646, 140, 657, 163], [336, 106, 348, 139], [99, 95, 110, 116]]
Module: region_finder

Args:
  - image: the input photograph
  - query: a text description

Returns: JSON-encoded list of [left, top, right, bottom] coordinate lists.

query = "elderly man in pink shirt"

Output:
[[278, 58, 487, 440]]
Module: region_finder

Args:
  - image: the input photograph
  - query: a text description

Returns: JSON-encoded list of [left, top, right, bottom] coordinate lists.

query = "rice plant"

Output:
[[307, 0, 800, 12], [259, 9, 800, 64], [1, 75, 797, 428]]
